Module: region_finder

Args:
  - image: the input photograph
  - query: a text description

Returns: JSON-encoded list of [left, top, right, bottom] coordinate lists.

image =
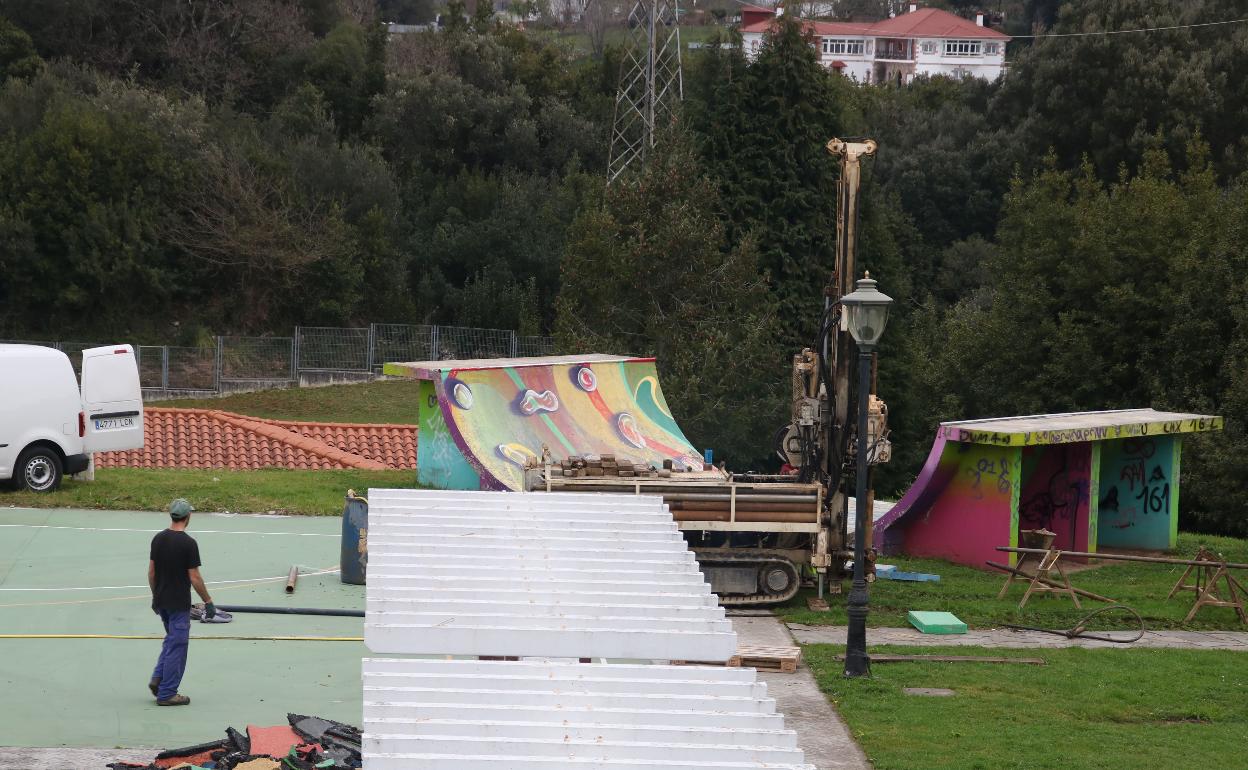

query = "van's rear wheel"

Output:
[[17, 447, 63, 492]]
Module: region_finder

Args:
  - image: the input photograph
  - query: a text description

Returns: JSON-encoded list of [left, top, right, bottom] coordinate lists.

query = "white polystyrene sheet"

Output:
[[365, 489, 736, 660], [363, 658, 815, 770]]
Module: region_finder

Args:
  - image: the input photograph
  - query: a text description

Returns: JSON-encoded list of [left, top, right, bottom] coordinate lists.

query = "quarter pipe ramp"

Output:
[[384, 355, 723, 491]]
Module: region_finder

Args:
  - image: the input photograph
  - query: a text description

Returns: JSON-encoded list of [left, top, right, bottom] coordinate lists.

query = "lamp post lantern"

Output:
[[839, 271, 893, 677]]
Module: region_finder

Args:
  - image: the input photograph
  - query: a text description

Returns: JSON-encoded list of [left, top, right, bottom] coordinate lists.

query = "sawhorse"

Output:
[[997, 548, 1081, 610], [1168, 547, 1248, 624]]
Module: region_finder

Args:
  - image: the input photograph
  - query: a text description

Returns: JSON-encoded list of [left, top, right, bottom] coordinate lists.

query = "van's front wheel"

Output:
[[17, 447, 63, 492]]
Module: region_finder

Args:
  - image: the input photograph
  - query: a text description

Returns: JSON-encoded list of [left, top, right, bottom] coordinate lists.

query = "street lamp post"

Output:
[[838, 271, 893, 678]]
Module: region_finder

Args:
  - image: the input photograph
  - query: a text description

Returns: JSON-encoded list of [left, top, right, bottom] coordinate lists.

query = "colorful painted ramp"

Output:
[[873, 409, 1223, 569], [383, 355, 722, 491]]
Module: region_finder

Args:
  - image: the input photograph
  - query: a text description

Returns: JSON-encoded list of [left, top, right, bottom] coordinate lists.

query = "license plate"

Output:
[[94, 417, 135, 431]]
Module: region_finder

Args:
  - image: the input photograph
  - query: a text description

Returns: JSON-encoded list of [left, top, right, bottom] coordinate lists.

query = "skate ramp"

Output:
[[384, 355, 723, 491], [873, 409, 1223, 568]]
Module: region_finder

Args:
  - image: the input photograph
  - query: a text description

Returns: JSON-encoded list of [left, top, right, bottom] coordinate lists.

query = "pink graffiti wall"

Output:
[[899, 442, 1021, 568], [1017, 443, 1094, 554]]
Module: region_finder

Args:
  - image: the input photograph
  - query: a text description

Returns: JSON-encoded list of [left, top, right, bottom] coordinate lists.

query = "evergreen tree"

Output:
[[691, 13, 844, 350], [555, 130, 783, 466]]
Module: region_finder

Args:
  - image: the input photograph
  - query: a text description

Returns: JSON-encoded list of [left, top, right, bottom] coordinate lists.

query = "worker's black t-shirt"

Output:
[[150, 529, 202, 611]]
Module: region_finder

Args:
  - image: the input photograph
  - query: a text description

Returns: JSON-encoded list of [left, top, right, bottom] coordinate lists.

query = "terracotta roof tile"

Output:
[[95, 408, 418, 471], [741, 7, 1009, 39]]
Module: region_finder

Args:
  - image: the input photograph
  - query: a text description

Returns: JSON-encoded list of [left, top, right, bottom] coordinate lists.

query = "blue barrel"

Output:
[[341, 493, 368, 585]]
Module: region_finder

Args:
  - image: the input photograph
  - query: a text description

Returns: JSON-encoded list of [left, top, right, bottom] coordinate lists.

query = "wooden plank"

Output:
[[672, 645, 802, 673]]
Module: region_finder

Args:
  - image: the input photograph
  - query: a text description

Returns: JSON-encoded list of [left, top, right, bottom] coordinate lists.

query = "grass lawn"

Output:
[[2, 467, 414, 515], [778, 531, 1248, 631], [162, 379, 420, 424], [805, 643, 1248, 770], [529, 23, 724, 54]]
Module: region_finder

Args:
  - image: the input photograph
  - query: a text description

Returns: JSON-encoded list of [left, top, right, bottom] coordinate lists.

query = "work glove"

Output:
[[204, 602, 216, 620]]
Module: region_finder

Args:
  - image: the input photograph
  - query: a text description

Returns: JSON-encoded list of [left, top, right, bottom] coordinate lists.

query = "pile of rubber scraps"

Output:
[[105, 713, 361, 769]]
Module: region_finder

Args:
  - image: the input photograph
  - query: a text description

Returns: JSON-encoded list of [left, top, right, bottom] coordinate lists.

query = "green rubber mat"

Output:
[[907, 610, 968, 635]]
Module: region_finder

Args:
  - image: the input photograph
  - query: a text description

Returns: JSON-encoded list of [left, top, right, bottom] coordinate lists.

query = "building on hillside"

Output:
[[740, 4, 1010, 83]]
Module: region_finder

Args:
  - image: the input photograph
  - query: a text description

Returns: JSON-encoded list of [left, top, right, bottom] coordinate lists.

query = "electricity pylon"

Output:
[[606, 0, 683, 183]]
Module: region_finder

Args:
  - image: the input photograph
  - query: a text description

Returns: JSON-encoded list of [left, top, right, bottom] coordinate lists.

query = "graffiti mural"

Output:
[[1097, 435, 1179, 550], [876, 410, 1219, 568], [1017, 444, 1094, 552], [394, 356, 711, 491], [894, 441, 1022, 568]]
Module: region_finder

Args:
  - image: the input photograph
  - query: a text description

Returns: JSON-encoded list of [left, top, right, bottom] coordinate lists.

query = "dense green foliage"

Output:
[[555, 131, 782, 463], [0, 2, 610, 338], [1, 0, 1246, 531]]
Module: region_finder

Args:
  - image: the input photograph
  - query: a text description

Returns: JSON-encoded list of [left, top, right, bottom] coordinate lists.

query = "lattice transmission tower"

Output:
[[606, 0, 684, 183]]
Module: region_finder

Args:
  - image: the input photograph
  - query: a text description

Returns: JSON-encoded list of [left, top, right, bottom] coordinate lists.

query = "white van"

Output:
[[0, 344, 144, 491]]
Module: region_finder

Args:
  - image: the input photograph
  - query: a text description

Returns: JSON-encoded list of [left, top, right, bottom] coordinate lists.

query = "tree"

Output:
[[555, 130, 783, 466], [690, 13, 845, 350], [991, 0, 1248, 182], [0, 13, 41, 81]]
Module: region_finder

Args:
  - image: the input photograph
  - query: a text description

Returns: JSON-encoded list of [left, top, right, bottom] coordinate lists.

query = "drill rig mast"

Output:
[[777, 138, 890, 590], [534, 138, 889, 605]]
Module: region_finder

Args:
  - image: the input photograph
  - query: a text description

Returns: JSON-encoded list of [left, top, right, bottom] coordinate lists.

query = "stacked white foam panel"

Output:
[[363, 489, 815, 770], [364, 489, 736, 660]]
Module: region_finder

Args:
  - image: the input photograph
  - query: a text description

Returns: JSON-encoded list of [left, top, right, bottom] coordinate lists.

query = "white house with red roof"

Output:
[[739, 4, 1010, 84]]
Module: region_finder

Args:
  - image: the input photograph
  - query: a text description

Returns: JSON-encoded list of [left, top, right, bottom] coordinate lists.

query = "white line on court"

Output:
[[0, 524, 337, 538], [0, 567, 341, 592]]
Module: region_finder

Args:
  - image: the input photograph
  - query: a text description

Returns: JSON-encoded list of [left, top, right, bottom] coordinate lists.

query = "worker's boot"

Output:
[[157, 694, 190, 706], [148, 677, 160, 697]]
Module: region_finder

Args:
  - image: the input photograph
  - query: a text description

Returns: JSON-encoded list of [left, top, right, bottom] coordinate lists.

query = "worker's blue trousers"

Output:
[[152, 609, 191, 700]]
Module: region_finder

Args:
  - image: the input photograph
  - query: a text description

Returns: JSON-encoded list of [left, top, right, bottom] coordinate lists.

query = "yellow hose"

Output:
[[0, 634, 363, 641]]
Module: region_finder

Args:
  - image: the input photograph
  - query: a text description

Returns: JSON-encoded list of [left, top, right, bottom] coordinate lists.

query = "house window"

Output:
[[822, 38, 865, 56], [944, 39, 982, 56], [921, 41, 937, 54], [985, 42, 1000, 55]]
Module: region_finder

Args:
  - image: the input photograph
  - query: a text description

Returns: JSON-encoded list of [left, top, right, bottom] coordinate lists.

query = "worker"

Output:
[[147, 498, 214, 706]]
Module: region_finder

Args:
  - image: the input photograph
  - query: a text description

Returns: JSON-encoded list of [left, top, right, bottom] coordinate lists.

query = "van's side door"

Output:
[[81, 345, 145, 453]]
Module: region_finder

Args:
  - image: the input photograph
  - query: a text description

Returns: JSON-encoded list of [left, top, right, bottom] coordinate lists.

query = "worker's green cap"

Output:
[[169, 499, 194, 519]]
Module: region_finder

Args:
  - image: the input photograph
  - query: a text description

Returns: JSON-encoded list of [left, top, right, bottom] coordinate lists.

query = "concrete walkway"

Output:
[[0, 747, 154, 769], [731, 615, 870, 770], [790, 623, 1248, 650]]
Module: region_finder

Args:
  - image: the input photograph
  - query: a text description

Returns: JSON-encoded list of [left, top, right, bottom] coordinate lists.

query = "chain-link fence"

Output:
[[297, 326, 372, 371], [4, 324, 557, 399], [219, 336, 296, 381], [372, 323, 435, 366], [137, 346, 218, 391]]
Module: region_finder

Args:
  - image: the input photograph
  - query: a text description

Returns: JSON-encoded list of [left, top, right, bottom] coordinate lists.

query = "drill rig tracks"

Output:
[[531, 473, 826, 605]]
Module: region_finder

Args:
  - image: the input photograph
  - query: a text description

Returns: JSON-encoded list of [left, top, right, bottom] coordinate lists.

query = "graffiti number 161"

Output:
[[1136, 483, 1170, 515]]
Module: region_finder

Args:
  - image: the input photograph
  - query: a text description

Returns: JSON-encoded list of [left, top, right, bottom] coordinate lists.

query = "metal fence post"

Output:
[[161, 346, 170, 390], [366, 323, 376, 373], [510, 331, 518, 358], [431, 325, 440, 360], [214, 336, 223, 392], [291, 331, 299, 382]]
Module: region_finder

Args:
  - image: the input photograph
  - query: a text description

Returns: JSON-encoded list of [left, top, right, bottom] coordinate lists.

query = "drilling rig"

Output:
[[532, 137, 889, 605]]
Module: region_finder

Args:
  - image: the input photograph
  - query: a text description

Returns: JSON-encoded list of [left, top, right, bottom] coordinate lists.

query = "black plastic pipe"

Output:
[[217, 605, 364, 618]]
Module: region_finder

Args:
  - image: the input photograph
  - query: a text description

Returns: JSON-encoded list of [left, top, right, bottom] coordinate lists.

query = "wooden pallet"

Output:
[[672, 644, 802, 673]]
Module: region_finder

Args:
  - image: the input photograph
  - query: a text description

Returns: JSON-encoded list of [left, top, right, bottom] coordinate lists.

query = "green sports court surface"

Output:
[[0, 507, 365, 748]]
